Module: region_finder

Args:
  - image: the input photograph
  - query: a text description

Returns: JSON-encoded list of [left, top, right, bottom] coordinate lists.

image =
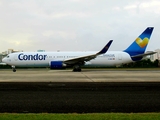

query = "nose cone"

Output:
[[1, 58, 7, 65], [2, 58, 6, 63]]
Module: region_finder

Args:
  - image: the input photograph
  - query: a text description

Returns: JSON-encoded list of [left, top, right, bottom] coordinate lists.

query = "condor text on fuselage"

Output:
[[18, 53, 47, 61]]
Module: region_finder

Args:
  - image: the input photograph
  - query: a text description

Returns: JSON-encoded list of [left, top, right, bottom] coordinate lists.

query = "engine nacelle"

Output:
[[49, 61, 66, 69]]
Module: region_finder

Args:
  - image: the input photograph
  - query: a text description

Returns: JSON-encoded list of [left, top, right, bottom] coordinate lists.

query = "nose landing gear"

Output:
[[12, 66, 16, 72]]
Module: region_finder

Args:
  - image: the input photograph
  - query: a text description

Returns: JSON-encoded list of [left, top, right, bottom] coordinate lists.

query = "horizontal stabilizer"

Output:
[[131, 51, 157, 58]]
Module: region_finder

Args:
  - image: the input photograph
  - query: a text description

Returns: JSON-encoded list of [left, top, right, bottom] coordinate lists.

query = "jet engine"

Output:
[[49, 61, 66, 69]]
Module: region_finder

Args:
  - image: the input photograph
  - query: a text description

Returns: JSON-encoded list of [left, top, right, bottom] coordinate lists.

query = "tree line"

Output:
[[121, 59, 159, 68]]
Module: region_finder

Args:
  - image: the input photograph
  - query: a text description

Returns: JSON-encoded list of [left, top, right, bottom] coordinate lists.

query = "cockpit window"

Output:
[[6, 55, 10, 58]]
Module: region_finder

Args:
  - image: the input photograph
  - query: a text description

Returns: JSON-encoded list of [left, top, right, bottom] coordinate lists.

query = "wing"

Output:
[[64, 40, 113, 65]]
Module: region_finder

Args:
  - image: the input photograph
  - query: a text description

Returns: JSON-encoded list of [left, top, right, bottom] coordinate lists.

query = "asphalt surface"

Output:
[[1, 69, 160, 82], [0, 69, 160, 113]]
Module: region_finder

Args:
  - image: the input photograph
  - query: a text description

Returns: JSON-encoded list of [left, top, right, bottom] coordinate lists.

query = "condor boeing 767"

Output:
[[2, 27, 155, 72]]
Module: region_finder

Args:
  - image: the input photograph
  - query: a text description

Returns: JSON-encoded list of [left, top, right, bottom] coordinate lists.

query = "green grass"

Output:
[[0, 113, 160, 120]]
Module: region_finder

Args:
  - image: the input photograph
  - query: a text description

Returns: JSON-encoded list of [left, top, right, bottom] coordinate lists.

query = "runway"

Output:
[[0, 68, 160, 113], [0, 68, 160, 82]]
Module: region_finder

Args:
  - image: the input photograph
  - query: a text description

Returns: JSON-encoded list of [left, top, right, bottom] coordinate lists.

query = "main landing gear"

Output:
[[12, 66, 16, 72], [73, 65, 81, 72]]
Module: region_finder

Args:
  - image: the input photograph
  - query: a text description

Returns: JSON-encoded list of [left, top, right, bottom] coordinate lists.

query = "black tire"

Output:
[[73, 65, 82, 72], [73, 69, 81, 72]]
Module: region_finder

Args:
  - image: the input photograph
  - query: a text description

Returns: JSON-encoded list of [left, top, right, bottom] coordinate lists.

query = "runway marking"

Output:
[[81, 72, 94, 82]]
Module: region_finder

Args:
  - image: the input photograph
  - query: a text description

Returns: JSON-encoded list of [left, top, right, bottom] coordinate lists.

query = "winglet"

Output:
[[96, 40, 113, 55]]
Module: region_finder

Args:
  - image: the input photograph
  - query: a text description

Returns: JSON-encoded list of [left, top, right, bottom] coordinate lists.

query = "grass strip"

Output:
[[0, 113, 160, 120]]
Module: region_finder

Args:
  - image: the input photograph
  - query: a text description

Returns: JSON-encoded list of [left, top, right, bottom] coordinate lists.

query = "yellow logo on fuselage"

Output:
[[135, 37, 149, 48]]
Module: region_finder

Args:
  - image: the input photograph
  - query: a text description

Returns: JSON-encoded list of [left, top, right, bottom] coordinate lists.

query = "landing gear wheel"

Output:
[[12, 66, 16, 72], [73, 69, 81, 72], [78, 69, 81, 72], [73, 65, 81, 72]]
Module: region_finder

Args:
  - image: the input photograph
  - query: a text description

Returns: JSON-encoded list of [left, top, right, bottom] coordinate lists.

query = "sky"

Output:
[[0, 0, 160, 52]]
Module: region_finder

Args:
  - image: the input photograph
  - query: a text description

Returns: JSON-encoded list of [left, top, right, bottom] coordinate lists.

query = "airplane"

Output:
[[2, 27, 155, 72]]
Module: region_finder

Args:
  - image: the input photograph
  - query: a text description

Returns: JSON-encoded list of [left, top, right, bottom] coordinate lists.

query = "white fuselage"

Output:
[[2, 51, 132, 67]]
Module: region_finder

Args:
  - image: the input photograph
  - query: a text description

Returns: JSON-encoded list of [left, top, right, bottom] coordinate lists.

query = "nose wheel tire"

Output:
[[13, 69, 16, 72], [12, 66, 16, 72]]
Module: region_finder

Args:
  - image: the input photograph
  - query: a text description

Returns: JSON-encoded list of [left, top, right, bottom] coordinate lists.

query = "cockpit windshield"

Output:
[[6, 55, 10, 58]]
